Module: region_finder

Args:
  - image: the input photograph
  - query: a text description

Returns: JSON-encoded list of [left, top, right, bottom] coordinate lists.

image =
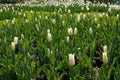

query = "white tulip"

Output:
[[11, 42, 15, 50], [108, 8, 111, 12], [48, 48, 52, 57], [83, 14, 86, 19], [66, 36, 70, 43], [39, 15, 41, 19], [68, 54, 75, 66], [47, 29, 50, 33], [14, 37, 18, 45], [103, 45, 107, 52], [94, 18, 97, 23], [23, 13, 26, 17], [97, 24, 100, 28], [117, 14, 119, 19], [81, 7, 84, 11], [47, 32, 52, 42], [102, 52, 108, 64], [89, 27, 93, 35], [12, 20, 15, 24], [68, 27, 73, 36], [62, 21, 65, 26], [52, 19, 56, 24], [21, 34, 24, 39], [74, 27, 78, 35], [26, 19, 29, 23], [68, 9, 71, 14], [77, 14, 80, 22]]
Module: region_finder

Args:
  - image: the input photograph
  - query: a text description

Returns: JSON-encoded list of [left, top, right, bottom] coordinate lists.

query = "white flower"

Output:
[[81, 7, 84, 11], [35, 17, 37, 22], [47, 29, 50, 33], [0, 9, 3, 12], [97, 24, 100, 28], [36, 24, 39, 31], [21, 34, 24, 39], [102, 52, 108, 64], [68, 54, 75, 66], [11, 42, 15, 50], [39, 15, 41, 19], [26, 19, 29, 23], [52, 19, 56, 24], [48, 48, 52, 57], [47, 32, 52, 42], [103, 45, 107, 52], [6, 20, 8, 23], [108, 8, 111, 12], [30, 10, 33, 13], [89, 27, 93, 35], [86, 6, 89, 11], [117, 14, 119, 19], [77, 14, 80, 22], [68, 27, 73, 36], [68, 9, 71, 14], [74, 27, 78, 35], [14, 37, 18, 45], [66, 36, 70, 43], [23, 13, 26, 17], [12, 20, 15, 24], [94, 18, 97, 23], [83, 14, 86, 19], [62, 21, 65, 26]]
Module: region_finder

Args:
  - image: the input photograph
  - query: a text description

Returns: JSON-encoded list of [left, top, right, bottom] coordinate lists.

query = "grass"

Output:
[[0, 4, 120, 80]]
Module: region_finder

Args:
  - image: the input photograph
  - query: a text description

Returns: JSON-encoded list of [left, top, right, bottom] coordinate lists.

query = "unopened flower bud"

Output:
[[68, 54, 75, 66], [68, 27, 73, 36], [47, 32, 52, 42], [74, 27, 78, 35], [102, 52, 108, 64], [89, 27, 93, 35]]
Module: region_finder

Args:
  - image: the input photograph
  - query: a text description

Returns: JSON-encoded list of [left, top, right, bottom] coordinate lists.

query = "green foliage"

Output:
[[0, 4, 120, 80]]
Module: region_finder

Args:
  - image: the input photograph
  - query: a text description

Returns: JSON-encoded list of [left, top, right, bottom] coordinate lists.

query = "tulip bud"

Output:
[[108, 8, 111, 12], [117, 14, 119, 19], [94, 18, 97, 23], [26, 19, 29, 23], [48, 48, 52, 57], [62, 21, 65, 26], [14, 37, 18, 45], [66, 36, 70, 43], [81, 7, 84, 11], [12, 20, 15, 25], [23, 13, 26, 17], [68, 54, 75, 66], [51, 19, 56, 24], [68, 9, 71, 14], [11, 42, 15, 50], [83, 14, 86, 19], [103, 45, 107, 52], [47, 29, 50, 33], [47, 32, 52, 42], [74, 27, 78, 35], [97, 24, 100, 28], [21, 34, 24, 39], [102, 52, 108, 64], [68, 27, 73, 36], [89, 27, 93, 35], [77, 14, 80, 22], [36, 24, 39, 31]]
